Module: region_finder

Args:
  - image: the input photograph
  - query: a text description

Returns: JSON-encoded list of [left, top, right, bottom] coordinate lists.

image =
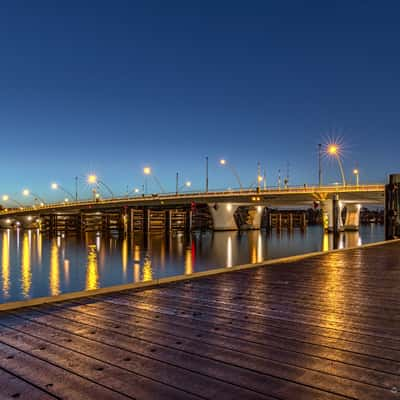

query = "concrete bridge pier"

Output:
[[208, 203, 239, 231], [344, 204, 361, 231], [0, 218, 14, 229], [16, 215, 38, 230], [321, 198, 344, 233], [246, 206, 264, 229]]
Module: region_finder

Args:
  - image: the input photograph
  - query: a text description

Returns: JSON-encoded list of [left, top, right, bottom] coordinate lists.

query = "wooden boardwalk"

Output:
[[1, 242, 400, 399]]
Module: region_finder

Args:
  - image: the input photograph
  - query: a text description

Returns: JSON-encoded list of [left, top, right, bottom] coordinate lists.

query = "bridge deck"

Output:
[[0, 242, 400, 399]]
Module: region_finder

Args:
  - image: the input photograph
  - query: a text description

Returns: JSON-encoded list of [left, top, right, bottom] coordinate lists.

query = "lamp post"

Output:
[[2, 195, 24, 208], [51, 183, 75, 200], [318, 143, 322, 187], [143, 167, 151, 194], [353, 169, 360, 186], [179, 181, 191, 192], [22, 189, 46, 205], [205, 156, 209, 193], [326, 144, 346, 186], [257, 161, 262, 193], [219, 159, 243, 190], [143, 166, 165, 194], [87, 174, 114, 198]]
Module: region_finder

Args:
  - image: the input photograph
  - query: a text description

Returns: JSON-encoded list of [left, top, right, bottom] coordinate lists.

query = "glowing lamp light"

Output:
[[51, 183, 58, 190], [22, 189, 30, 196], [257, 175, 263, 182], [185, 181, 191, 187], [64, 198, 69, 202], [134, 188, 140, 193], [327, 144, 339, 155], [95, 193, 100, 198], [353, 169, 359, 175], [2, 195, 9, 201], [5, 219, 11, 224], [219, 159, 226, 165], [143, 167, 151, 175], [87, 174, 98, 184]]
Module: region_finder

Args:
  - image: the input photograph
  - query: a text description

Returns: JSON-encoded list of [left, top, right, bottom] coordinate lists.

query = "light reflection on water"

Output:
[[0, 224, 384, 303]]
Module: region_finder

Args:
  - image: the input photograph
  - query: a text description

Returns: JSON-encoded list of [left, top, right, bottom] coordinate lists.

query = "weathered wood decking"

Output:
[[1, 242, 400, 399]]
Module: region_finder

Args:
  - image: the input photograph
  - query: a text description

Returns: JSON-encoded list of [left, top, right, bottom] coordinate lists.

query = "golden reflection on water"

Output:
[[37, 229, 42, 264], [257, 232, 263, 263], [322, 233, 329, 252], [50, 239, 60, 296], [142, 256, 153, 281], [122, 237, 128, 278], [133, 244, 140, 282], [86, 245, 99, 290], [185, 246, 193, 275], [2, 230, 10, 298], [160, 238, 166, 270], [21, 232, 31, 298], [251, 241, 257, 264], [64, 259, 70, 285], [226, 235, 232, 267]]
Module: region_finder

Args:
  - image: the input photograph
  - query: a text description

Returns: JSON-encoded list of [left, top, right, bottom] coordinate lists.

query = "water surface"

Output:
[[0, 224, 384, 303]]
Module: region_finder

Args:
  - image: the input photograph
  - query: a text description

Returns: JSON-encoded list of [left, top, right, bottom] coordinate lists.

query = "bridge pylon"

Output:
[[208, 203, 239, 231]]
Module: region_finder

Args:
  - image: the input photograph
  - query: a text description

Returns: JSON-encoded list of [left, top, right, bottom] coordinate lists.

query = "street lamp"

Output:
[[219, 159, 243, 190], [51, 182, 75, 200], [143, 166, 165, 194], [22, 189, 46, 205], [2, 195, 24, 207], [86, 174, 114, 198], [353, 169, 359, 186], [326, 144, 346, 186], [180, 181, 191, 191]]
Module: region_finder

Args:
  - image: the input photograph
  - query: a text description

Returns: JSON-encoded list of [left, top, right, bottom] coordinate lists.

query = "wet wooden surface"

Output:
[[1, 242, 400, 399]]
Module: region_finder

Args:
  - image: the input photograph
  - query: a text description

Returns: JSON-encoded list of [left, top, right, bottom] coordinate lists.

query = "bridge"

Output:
[[0, 184, 384, 232]]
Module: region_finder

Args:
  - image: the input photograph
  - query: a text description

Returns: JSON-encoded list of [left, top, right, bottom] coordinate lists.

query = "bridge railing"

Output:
[[0, 183, 385, 215]]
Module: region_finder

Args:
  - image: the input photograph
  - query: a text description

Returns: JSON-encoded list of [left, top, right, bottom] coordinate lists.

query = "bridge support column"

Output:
[[247, 206, 264, 229], [208, 203, 239, 231], [321, 198, 344, 233], [0, 218, 13, 229], [344, 204, 361, 231]]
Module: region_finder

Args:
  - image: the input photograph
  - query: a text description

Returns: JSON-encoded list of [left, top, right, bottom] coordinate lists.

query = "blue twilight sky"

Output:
[[0, 0, 399, 201]]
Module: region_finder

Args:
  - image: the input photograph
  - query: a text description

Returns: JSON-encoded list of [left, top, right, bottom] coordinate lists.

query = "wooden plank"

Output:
[[67, 296, 400, 376], [0, 313, 268, 400], [0, 323, 200, 400], [0, 341, 129, 400], [93, 294, 400, 361], [0, 312, 346, 400], [128, 285, 400, 334], [0, 367, 57, 400], [115, 290, 400, 336], [26, 303, 400, 394]]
